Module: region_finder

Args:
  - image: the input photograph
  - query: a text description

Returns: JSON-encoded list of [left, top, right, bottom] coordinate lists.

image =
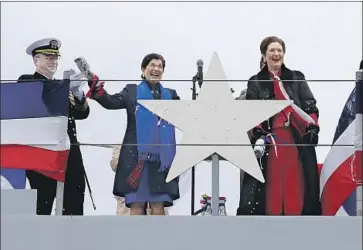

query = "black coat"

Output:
[[237, 64, 322, 215], [93, 83, 180, 200], [17, 72, 89, 177]]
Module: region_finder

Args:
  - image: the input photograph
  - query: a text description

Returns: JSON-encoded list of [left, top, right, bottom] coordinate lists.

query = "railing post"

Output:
[[355, 70, 362, 216]]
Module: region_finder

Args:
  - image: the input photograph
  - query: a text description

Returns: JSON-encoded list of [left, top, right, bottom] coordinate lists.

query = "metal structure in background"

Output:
[[55, 170, 96, 216], [211, 154, 220, 216], [355, 70, 363, 216], [2, 68, 361, 217], [190, 66, 199, 215], [190, 61, 234, 216]]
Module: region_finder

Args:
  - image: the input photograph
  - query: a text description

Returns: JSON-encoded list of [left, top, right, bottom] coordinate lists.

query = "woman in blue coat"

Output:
[[87, 53, 180, 215]]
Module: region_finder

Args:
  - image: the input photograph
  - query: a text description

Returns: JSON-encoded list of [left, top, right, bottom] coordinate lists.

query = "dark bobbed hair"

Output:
[[141, 53, 166, 80]]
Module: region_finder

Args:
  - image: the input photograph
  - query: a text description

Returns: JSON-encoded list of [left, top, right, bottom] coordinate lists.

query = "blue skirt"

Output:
[[125, 163, 173, 207]]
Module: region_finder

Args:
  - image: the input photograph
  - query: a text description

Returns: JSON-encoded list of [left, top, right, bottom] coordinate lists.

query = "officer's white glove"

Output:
[[254, 138, 265, 158], [69, 70, 87, 100]]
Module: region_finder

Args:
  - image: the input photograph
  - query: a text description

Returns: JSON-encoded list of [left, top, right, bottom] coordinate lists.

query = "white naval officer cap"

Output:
[[26, 38, 61, 57]]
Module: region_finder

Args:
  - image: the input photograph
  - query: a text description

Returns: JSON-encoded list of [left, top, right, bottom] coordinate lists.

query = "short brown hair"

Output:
[[260, 36, 286, 55]]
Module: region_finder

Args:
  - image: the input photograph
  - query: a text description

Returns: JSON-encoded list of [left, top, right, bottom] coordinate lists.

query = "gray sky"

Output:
[[1, 1, 362, 215]]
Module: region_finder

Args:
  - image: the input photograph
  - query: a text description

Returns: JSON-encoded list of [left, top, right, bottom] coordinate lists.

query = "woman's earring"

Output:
[[141, 74, 145, 79]]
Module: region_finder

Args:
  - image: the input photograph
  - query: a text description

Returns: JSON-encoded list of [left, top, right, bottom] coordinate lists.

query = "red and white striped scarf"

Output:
[[271, 71, 318, 136]]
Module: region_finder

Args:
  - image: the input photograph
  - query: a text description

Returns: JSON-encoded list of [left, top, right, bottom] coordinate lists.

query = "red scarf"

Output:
[[270, 71, 318, 136], [270, 71, 289, 128]]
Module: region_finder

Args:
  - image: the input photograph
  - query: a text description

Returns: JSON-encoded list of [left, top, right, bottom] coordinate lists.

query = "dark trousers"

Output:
[[26, 158, 85, 215]]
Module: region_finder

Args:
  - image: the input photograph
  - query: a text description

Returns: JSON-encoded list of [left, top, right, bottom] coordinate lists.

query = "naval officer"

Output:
[[18, 38, 89, 215]]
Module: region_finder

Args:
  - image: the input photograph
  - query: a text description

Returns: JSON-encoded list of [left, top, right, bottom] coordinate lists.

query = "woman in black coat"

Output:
[[88, 53, 180, 215], [237, 36, 322, 216]]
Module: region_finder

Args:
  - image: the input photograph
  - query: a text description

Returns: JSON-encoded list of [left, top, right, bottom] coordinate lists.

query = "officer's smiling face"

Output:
[[34, 53, 59, 76], [142, 59, 164, 85]]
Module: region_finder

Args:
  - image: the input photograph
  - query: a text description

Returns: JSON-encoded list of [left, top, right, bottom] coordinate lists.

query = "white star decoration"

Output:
[[139, 52, 292, 183]]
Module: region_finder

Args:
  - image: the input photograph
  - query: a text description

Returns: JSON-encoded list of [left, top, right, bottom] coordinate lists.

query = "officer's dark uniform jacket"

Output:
[[17, 72, 89, 215]]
